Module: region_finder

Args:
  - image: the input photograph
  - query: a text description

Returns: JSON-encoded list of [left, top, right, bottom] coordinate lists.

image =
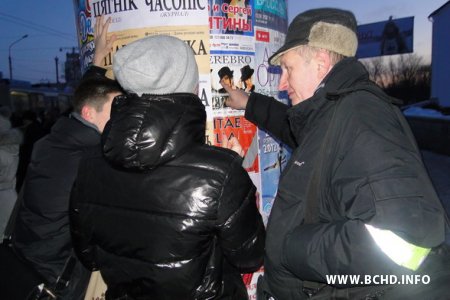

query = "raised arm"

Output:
[[92, 15, 116, 67], [82, 16, 116, 80], [220, 80, 296, 148]]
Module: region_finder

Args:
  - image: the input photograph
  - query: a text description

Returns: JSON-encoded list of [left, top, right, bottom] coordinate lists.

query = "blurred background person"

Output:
[[12, 77, 122, 300], [0, 106, 22, 242], [15, 110, 45, 192]]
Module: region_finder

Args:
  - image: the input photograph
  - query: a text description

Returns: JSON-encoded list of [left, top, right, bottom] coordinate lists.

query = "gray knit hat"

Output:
[[113, 35, 199, 96], [269, 8, 358, 65]]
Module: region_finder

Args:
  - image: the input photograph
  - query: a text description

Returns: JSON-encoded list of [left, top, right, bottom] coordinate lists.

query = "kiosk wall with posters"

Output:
[[73, 0, 288, 298]]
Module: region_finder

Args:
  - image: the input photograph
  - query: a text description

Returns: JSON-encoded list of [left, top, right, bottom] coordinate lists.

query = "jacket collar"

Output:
[[51, 116, 100, 147], [102, 93, 206, 171]]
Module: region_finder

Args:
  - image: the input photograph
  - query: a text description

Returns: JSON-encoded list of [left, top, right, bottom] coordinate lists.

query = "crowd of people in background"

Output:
[[0, 107, 63, 191], [0, 106, 22, 241]]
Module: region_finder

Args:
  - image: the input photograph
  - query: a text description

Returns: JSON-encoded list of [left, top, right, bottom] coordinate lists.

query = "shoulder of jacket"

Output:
[[0, 127, 22, 145], [170, 145, 243, 175], [333, 89, 392, 117]]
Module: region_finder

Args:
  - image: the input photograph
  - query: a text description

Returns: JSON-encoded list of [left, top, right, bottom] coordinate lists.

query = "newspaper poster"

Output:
[[74, 0, 210, 77], [74, 0, 212, 144]]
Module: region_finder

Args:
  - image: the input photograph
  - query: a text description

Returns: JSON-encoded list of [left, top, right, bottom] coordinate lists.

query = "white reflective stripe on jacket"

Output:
[[365, 224, 431, 271]]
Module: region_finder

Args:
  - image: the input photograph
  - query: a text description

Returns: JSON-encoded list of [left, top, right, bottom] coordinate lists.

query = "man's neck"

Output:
[[70, 112, 100, 133]]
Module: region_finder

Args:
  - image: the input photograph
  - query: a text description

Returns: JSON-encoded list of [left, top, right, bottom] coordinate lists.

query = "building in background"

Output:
[[64, 48, 82, 85]]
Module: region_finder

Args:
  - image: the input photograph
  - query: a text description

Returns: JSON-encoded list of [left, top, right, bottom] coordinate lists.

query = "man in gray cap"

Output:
[[70, 35, 265, 300], [220, 8, 449, 299]]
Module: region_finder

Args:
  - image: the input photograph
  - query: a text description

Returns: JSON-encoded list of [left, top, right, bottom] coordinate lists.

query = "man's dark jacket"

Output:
[[13, 115, 99, 298], [246, 58, 448, 299], [70, 93, 265, 300]]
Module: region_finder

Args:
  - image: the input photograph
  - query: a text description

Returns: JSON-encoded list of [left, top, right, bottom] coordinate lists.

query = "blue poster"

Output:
[[254, 0, 288, 32]]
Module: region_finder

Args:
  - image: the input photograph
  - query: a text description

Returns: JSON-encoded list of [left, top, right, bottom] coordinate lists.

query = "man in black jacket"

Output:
[[12, 77, 122, 300], [70, 34, 265, 300], [220, 8, 449, 300]]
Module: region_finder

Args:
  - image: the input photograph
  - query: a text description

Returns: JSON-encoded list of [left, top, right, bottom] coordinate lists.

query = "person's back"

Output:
[[15, 110, 46, 192], [70, 35, 265, 299], [12, 77, 123, 299], [0, 110, 22, 241]]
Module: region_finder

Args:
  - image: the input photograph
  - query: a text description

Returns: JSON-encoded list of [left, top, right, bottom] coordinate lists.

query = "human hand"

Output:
[[255, 191, 260, 210], [92, 15, 117, 66], [220, 78, 249, 110], [222, 134, 245, 157]]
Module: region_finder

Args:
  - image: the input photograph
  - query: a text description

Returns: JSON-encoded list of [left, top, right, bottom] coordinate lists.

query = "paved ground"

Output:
[[421, 150, 450, 216]]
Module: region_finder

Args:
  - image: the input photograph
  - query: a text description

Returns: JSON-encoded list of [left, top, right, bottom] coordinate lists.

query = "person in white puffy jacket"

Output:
[[0, 108, 22, 241]]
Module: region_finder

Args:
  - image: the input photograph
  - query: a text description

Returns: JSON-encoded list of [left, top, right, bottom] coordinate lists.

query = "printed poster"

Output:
[[209, 0, 255, 52], [74, 0, 213, 146], [74, 0, 210, 79], [73, 1, 289, 298], [253, 1, 289, 226]]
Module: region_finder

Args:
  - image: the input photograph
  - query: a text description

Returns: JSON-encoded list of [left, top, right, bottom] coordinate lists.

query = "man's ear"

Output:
[[81, 105, 94, 123], [316, 50, 332, 78]]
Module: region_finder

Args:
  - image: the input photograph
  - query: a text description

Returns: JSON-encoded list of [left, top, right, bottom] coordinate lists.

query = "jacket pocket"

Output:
[[343, 180, 377, 221], [368, 176, 430, 240]]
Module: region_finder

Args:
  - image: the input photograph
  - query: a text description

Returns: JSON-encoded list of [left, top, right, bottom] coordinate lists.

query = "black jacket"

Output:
[[70, 93, 265, 300], [12, 116, 98, 292], [245, 58, 447, 299]]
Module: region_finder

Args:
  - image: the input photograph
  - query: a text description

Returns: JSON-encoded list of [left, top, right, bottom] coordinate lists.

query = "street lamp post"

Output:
[[55, 56, 60, 84], [8, 34, 29, 81]]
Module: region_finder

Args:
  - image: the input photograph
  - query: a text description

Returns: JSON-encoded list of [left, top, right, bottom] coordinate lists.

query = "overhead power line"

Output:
[[0, 12, 76, 42], [0, 47, 75, 52]]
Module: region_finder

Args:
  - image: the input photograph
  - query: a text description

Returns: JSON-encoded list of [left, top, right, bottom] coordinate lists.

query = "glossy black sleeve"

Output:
[[216, 156, 265, 273]]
